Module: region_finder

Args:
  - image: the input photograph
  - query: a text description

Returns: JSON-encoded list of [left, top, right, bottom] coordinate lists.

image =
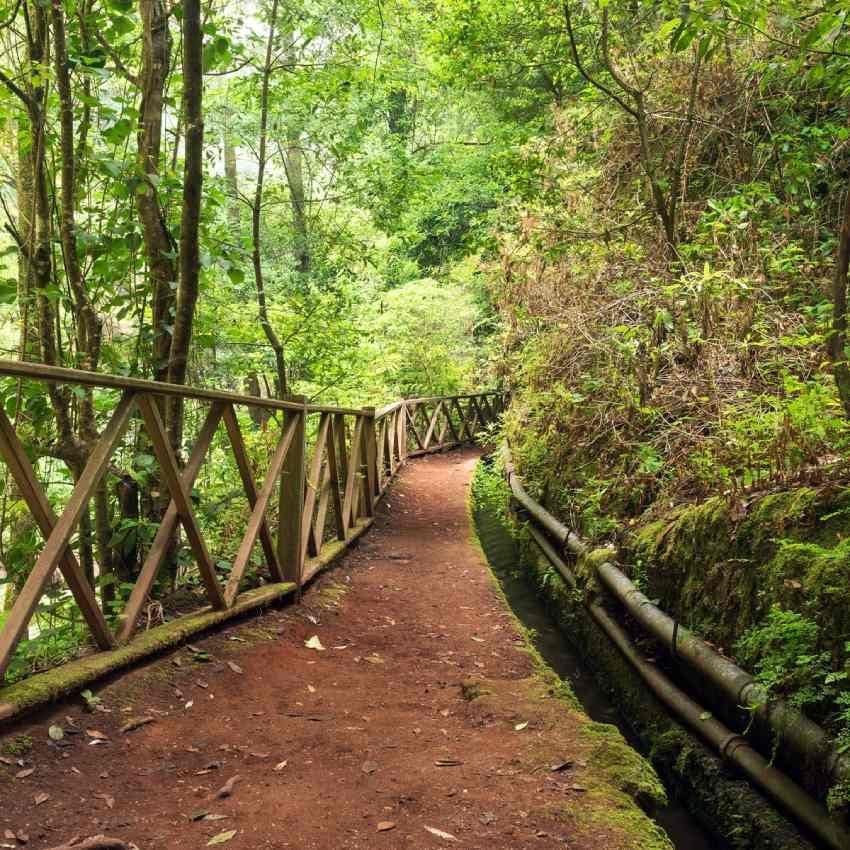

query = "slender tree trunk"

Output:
[[283, 134, 309, 274], [137, 0, 177, 384], [24, 1, 74, 446], [252, 0, 288, 397], [223, 118, 240, 232], [166, 0, 205, 451], [16, 121, 37, 360], [830, 184, 850, 417]]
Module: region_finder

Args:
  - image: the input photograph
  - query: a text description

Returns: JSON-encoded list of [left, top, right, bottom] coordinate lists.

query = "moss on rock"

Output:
[[628, 484, 850, 653]]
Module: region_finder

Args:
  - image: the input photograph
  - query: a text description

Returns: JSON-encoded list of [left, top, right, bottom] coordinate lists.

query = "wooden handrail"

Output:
[[0, 359, 360, 415], [0, 360, 508, 694]]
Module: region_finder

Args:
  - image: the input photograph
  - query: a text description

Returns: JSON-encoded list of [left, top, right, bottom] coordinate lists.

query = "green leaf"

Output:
[[0, 278, 17, 305], [103, 118, 133, 146]]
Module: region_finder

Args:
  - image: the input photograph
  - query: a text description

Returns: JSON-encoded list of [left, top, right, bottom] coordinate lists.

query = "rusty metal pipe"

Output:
[[503, 445, 850, 791], [526, 526, 850, 850]]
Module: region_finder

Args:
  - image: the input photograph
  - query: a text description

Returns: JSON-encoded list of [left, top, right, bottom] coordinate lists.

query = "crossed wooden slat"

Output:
[[303, 411, 369, 560], [0, 394, 137, 677], [300, 413, 331, 564], [398, 393, 503, 456], [0, 401, 124, 677], [118, 401, 226, 641], [407, 402, 427, 451], [224, 411, 298, 605]]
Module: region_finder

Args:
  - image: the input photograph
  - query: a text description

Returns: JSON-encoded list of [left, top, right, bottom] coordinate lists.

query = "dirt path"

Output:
[[0, 452, 668, 850]]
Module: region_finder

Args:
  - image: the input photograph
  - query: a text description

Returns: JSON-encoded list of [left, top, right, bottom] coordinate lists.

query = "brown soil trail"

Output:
[[0, 452, 669, 850]]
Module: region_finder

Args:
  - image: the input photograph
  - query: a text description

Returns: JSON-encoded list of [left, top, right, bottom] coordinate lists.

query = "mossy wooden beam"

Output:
[[0, 518, 374, 727]]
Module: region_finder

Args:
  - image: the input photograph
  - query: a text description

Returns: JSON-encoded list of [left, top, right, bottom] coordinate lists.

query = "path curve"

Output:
[[0, 452, 668, 850]]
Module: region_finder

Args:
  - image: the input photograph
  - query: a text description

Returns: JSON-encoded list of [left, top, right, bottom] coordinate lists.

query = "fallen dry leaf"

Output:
[[304, 635, 325, 651], [33, 793, 50, 806], [377, 821, 396, 832], [273, 761, 288, 772], [120, 716, 155, 734], [361, 760, 378, 775], [226, 662, 243, 675], [15, 768, 34, 780], [424, 826, 457, 841], [206, 829, 237, 845], [514, 721, 528, 731], [215, 775, 241, 799], [85, 729, 108, 740], [94, 793, 115, 810]]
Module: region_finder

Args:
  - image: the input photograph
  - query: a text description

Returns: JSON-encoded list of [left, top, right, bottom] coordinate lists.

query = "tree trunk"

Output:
[[137, 0, 177, 384], [223, 119, 240, 232], [252, 0, 288, 397], [16, 120, 38, 360], [830, 184, 850, 417], [283, 134, 309, 274], [24, 0, 74, 445], [166, 0, 205, 452]]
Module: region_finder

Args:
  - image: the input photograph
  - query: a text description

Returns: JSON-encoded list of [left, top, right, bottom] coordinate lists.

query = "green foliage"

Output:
[[736, 607, 840, 713], [736, 607, 850, 805]]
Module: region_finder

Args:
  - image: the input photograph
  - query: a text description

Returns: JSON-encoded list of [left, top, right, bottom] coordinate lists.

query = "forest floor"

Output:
[[0, 452, 664, 850]]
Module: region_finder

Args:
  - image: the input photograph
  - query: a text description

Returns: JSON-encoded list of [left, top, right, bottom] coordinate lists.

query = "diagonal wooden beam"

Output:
[[375, 416, 387, 490], [397, 404, 408, 465], [0, 408, 114, 653], [406, 402, 426, 451], [221, 405, 282, 582], [299, 413, 331, 566], [423, 401, 443, 449], [309, 460, 331, 556], [386, 409, 397, 474], [479, 394, 495, 422], [442, 401, 461, 444], [452, 398, 474, 442], [0, 392, 134, 679], [328, 415, 347, 540], [224, 414, 299, 606], [137, 394, 226, 611], [118, 402, 225, 642], [362, 408, 377, 514], [469, 396, 484, 432], [341, 415, 364, 530]]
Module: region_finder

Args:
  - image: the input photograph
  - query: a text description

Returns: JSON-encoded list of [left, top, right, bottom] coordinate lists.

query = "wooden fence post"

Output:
[[362, 406, 378, 514], [278, 396, 307, 593]]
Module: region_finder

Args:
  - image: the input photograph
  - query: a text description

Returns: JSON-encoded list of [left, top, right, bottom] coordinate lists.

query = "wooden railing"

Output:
[[0, 359, 505, 690]]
